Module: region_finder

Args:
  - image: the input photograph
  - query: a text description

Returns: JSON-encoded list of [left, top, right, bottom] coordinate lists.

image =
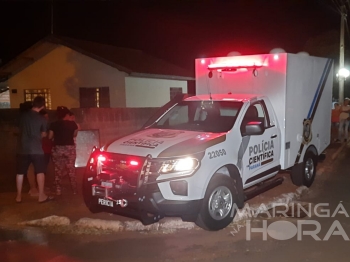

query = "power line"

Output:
[[331, 0, 342, 13], [345, 16, 350, 42], [346, 0, 350, 10]]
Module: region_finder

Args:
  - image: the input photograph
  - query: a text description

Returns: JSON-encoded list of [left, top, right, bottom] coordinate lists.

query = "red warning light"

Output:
[[130, 160, 139, 166], [97, 155, 106, 162], [208, 56, 266, 71]]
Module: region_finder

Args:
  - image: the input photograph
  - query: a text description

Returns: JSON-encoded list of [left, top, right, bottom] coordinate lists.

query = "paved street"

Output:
[[0, 142, 349, 262]]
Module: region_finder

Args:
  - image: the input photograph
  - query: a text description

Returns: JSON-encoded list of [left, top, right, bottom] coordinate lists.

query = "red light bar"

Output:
[[207, 56, 267, 71], [97, 155, 106, 161], [130, 160, 139, 166], [208, 64, 263, 71]]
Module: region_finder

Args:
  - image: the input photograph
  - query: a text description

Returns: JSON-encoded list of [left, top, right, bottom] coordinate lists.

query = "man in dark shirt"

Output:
[[16, 96, 54, 203]]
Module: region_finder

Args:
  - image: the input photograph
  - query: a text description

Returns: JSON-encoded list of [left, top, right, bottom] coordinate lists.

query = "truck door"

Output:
[[239, 100, 281, 187]]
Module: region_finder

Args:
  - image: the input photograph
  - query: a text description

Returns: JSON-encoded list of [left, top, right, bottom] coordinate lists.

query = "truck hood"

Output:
[[104, 128, 226, 158]]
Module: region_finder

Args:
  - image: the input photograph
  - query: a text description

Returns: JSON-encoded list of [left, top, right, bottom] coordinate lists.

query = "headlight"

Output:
[[160, 157, 199, 175]]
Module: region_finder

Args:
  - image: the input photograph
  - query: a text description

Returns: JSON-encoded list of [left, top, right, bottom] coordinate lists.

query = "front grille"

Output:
[[98, 152, 146, 188], [97, 153, 165, 189]]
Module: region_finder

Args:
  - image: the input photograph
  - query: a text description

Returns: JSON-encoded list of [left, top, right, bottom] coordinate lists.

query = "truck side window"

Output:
[[240, 102, 267, 135]]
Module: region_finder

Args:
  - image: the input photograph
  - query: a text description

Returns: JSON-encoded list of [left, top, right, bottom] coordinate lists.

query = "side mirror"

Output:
[[244, 121, 264, 136]]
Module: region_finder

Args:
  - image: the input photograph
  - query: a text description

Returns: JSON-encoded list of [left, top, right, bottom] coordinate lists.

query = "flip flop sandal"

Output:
[[39, 196, 55, 203]]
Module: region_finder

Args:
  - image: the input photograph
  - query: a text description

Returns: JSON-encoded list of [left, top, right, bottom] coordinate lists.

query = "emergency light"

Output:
[[208, 61, 263, 71], [206, 55, 269, 72]]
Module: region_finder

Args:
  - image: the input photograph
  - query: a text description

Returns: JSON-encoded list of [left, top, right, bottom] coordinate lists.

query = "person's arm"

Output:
[[48, 130, 54, 140], [73, 121, 79, 137], [41, 131, 47, 138]]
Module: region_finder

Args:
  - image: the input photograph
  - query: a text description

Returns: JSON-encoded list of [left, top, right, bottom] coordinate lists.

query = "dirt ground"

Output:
[[0, 142, 349, 262]]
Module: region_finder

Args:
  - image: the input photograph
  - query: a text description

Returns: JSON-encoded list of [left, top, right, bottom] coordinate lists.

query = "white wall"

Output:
[[125, 76, 188, 107]]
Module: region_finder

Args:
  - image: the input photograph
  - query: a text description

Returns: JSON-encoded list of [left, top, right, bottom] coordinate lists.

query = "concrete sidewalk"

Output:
[[0, 141, 347, 233]]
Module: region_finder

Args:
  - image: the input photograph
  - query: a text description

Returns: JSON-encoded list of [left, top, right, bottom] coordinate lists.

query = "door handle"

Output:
[[271, 134, 277, 138]]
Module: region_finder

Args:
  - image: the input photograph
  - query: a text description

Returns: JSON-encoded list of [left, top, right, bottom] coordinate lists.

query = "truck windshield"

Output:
[[150, 100, 243, 133]]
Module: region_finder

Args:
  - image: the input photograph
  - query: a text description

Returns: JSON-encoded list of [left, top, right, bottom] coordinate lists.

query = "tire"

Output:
[[82, 174, 101, 214], [195, 174, 238, 231], [302, 151, 317, 187]]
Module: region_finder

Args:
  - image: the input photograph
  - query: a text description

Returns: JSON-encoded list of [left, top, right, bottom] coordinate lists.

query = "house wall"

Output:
[[8, 45, 127, 109], [125, 76, 188, 107]]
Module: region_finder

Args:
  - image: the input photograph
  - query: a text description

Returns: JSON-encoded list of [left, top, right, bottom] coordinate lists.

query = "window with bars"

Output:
[[24, 89, 51, 109], [79, 87, 110, 108]]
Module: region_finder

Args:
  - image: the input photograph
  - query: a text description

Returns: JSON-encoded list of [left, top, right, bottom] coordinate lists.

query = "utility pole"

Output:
[[339, 4, 347, 104]]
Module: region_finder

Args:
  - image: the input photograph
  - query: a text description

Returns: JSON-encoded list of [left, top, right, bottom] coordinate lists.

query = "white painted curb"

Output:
[[19, 186, 308, 232], [19, 215, 70, 227], [233, 186, 309, 222]]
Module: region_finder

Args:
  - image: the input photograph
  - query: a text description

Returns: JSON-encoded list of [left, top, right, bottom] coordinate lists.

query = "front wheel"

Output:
[[302, 151, 317, 187], [195, 174, 238, 231]]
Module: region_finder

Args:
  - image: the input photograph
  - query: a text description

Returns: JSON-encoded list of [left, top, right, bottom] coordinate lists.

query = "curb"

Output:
[[233, 186, 309, 222], [19, 186, 309, 233]]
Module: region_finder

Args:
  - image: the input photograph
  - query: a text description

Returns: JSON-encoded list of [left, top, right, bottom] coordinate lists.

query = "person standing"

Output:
[[49, 107, 78, 195], [18, 101, 39, 197], [331, 102, 341, 142], [337, 98, 350, 143], [16, 96, 54, 203], [39, 109, 53, 174]]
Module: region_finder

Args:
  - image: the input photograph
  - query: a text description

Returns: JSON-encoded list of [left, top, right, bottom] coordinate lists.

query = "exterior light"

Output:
[[338, 68, 350, 78]]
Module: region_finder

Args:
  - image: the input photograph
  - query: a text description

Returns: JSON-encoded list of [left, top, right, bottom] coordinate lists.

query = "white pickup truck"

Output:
[[83, 53, 333, 230]]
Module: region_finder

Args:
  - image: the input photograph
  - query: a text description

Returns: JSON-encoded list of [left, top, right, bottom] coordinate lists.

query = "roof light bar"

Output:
[[207, 56, 267, 71], [208, 64, 263, 71]]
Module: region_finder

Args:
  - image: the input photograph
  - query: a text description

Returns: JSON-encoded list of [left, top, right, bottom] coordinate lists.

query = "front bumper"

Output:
[[83, 150, 203, 224], [87, 182, 201, 225]]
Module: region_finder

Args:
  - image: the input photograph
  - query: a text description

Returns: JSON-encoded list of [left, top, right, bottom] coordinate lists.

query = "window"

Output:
[[170, 87, 183, 100], [0, 87, 10, 108], [24, 89, 51, 109], [153, 100, 243, 133], [240, 101, 269, 136], [79, 87, 110, 108]]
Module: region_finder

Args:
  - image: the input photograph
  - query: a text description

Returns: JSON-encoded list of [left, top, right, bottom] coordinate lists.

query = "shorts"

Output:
[[16, 154, 47, 175]]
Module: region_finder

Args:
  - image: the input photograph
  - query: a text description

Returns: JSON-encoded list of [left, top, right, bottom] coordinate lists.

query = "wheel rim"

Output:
[[208, 186, 233, 220], [304, 158, 315, 180]]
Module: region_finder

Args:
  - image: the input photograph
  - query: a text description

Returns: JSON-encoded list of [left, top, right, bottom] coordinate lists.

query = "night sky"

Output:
[[0, 0, 343, 71]]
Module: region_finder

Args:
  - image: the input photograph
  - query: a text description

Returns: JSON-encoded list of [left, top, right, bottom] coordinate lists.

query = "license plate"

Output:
[[98, 198, 114, 207], [101, 181, 113, 188]]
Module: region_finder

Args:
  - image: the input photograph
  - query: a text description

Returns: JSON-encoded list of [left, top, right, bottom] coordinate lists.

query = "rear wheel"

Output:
[[302, 151, 317, 187], [196, 174, 238, 231]]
